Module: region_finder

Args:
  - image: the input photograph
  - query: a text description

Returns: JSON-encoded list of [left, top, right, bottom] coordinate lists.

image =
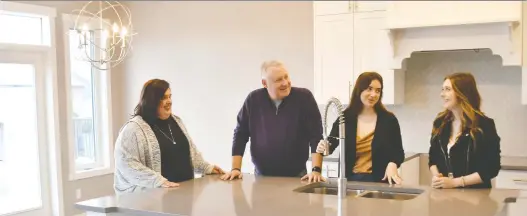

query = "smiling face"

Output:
[[262, 65, 292, 100], [360, 80, 382, 108], [440, 79, 458, 110], [157, 88, 172, 120]]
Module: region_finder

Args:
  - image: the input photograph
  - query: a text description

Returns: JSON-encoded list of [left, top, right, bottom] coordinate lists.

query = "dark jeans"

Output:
[[254, 168, 307, 177], [349, 173, 375, 182]]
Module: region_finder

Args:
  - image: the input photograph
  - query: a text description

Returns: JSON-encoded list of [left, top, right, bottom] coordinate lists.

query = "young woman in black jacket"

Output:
[[429, 72, 501, 189], [315, 72, 405, 185]]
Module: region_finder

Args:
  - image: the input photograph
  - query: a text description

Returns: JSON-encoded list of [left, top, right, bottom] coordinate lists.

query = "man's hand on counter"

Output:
[[220, 169, 243, 180], [301, 171, 326, 183]]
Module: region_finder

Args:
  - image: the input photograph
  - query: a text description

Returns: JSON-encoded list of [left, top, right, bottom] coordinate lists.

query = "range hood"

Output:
[[382, 1, 526, 104]]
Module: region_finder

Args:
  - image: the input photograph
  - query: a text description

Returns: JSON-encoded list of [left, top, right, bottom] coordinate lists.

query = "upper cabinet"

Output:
[[353, 12, 403, 105], [314, 1, 388, 16], [314, 1, 352, 16], [314, 13, 354, 105], [353, 1, 387, 13], [313, 1, 401, 105], [386, 1, 521, 29]]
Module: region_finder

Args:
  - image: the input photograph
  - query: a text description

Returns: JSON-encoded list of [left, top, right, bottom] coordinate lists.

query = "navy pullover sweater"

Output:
[[232, 87, 323, 176]]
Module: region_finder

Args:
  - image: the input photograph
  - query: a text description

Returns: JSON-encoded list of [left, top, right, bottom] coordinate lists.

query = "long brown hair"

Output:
[[431, 72, 485, 145], [344, 71, 390, 117]]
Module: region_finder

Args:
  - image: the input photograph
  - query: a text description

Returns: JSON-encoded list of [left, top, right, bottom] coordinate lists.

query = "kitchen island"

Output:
[[76, 173, 525, 216]]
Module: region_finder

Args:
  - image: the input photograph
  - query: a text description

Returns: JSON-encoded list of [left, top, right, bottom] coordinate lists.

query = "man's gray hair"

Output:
[[261, 60, 285, 79]]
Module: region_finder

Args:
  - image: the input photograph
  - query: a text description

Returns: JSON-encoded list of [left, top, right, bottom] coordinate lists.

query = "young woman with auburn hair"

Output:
[[428, 72, 501, 189]]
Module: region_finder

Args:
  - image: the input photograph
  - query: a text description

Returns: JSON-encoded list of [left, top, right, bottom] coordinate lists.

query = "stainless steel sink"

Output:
[[293, 182, 423, 200], [357, 190, 419, 200], [296, 185, 366, 196], [293, 182, 366, 196]]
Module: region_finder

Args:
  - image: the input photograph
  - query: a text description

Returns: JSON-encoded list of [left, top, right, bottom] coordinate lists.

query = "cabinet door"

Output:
[[314, 14, 354, 104], [353, 12, 401, 104], [495, 170, 527, 190], [314, 1, 352, 16], [354, 1, 387, 13], [353, 12, 391, 82]]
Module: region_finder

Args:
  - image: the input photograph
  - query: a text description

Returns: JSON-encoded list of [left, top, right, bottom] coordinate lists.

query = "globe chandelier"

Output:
[[71, 1, 135, 70]]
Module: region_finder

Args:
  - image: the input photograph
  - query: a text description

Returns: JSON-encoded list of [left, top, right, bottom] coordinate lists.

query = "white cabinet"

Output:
[[353, 1, 387, 13], [385, 1, 521, 29], [353, 12, 403, 105], [314, 1, 352, 16], [314, 13, 354, 104], [314, 1, 388, 15], [325, 161, 339, 178], [495, 170, 527, 190], [306, 160, 339, 178], [313, 4, 403, 105]]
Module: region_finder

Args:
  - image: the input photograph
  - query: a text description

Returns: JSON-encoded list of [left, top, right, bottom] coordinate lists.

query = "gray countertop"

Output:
[[76, 174, 525, 216]]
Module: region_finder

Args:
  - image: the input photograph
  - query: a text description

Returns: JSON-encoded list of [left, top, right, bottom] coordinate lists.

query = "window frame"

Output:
[[0, 2, 54, 46], [0, 1, 63, 215], [62, 14, 114, 180]]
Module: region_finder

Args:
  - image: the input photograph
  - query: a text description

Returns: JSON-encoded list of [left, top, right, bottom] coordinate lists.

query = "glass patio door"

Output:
[[0, 50, 52, 216]]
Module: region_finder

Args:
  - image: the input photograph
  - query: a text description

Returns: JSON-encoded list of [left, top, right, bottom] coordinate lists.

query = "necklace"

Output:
[[154, 124, 176, 145]]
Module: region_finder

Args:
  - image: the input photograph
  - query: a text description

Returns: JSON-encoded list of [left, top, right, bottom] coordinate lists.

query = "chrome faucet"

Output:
[[322, 97, 347, 199]]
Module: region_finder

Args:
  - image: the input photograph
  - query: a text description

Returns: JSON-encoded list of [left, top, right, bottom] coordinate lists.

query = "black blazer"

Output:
[[428, 114, 501, 188], [327, 110, 405, 182]]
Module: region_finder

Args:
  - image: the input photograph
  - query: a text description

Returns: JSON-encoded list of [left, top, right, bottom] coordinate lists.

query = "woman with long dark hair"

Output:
[[113, 79, 224, 193], [428, 72, 501, 189], [316, 72, 405, 184]]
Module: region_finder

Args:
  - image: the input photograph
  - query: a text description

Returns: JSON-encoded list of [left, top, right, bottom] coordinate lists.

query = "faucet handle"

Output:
[[322, 139, 330, 156]]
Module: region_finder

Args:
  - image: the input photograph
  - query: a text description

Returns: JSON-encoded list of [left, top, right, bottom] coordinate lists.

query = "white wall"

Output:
[[390, 49, 527, 156], [122, 1, 314, 173]]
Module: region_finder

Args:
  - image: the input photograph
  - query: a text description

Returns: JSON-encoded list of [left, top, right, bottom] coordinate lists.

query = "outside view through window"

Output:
[[0, 63, 42, 214], [68, 29, 98, 170]]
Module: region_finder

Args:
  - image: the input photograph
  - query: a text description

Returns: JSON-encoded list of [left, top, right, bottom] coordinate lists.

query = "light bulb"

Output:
[[120, 27, 127, 36], [112, 23, 119, 33]]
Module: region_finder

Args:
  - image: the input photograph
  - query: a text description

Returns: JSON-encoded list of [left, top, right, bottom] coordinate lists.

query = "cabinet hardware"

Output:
[[513, 178, 527, 183]]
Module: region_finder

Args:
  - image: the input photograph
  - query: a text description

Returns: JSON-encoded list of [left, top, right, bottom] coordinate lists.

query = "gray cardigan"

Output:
[[113, 115, 214, 193]]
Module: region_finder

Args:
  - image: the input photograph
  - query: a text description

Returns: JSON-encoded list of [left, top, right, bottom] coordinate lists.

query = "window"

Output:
[[69, 29, 99, 170], [63, 14, 114, 180], [0, 13, 43, 45], [0, 0, 55, 46], [0, 2, 60, 215], [0, 63, 44, 215]]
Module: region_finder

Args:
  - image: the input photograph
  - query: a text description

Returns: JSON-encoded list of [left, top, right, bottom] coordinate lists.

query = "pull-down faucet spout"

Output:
[[322, 97, 346, 199]]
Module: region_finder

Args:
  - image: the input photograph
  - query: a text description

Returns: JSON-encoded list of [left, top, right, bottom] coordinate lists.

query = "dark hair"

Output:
[[431, 72, 484, 145], [344, 71, 389, 116], [133, 79, 170, 124]]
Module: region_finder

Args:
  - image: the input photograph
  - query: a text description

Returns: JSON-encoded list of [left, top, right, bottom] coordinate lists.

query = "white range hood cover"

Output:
[[385, 1, 522, 69]]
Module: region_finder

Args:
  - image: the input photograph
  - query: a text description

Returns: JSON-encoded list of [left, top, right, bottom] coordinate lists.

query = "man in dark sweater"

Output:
[[220, 60, 324, 182]]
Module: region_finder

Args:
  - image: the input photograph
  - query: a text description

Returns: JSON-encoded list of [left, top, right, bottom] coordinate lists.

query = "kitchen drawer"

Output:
[[495, 170, 527, 190]]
